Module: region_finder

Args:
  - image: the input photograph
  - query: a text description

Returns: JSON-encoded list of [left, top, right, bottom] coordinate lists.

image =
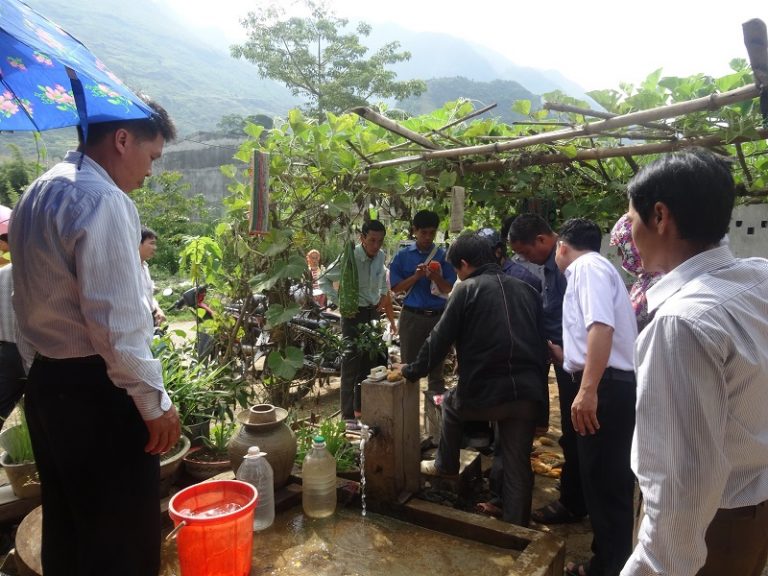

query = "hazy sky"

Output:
[[163, 0, 766, 91]]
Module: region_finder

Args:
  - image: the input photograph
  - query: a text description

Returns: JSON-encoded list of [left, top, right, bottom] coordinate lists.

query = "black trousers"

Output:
[[0, 341, 25, 421], [574, 371, 636, 576], [437, 388, 538, 526], [554, 362, 587, 516], [25, 357, 160, 576], [340, 307, 383, 420]]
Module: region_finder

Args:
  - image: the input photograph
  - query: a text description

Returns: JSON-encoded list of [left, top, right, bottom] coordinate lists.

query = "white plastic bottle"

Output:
[[236, 446, 275, 530], [301, 435, 337, 518]]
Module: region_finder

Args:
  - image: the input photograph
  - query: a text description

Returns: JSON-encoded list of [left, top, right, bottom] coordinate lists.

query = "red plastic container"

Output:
[[169, 480, 258, 576]]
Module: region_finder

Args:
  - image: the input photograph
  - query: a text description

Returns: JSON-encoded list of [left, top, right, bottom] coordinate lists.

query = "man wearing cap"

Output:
[[478, 226, 542, 292], [390, 210, 457, 395], [0, 205, 25, 421]]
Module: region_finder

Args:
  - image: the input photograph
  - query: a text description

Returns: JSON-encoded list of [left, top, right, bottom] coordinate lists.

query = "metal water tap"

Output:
[[359, 423, 380, 443]]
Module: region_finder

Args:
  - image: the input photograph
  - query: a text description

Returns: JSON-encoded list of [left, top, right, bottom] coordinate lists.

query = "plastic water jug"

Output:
[[301, 435, 337, 518], [236, 446, 275, 530]]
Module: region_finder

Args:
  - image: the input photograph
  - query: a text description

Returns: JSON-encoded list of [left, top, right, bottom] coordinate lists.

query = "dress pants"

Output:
[[554, 362, 587, 516], [0, 341, 25, 421], [398, 307, 445, 393], [25, 357, 160, 576], [575, 372, 636, 576], [695, 500, 768, 576], [436, 387, 538, 526], [340, 306, 382, 419]]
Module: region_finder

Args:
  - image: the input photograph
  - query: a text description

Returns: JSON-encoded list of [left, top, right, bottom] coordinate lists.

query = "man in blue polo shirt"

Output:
[[390, 210, 457, 394]]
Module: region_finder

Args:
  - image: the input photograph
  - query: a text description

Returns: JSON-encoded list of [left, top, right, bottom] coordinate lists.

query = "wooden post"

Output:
[[361, 377, 420, 503]]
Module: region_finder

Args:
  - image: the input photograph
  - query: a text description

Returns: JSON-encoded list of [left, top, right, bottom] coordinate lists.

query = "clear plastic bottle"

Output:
[[235, 446, 275, 531], [301, 435, 337, 518]]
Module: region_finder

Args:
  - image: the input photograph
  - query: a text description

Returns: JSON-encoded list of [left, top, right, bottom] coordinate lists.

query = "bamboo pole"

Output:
[[363, 84, 761, 170], [452, 129, 768, 173], [366, 102, 498, 157], [743, 19, 768, 87], [350, 106, 441, 150], [544, 102, 675, 132]]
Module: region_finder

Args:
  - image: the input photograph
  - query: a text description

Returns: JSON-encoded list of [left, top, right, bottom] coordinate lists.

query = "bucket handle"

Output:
[[165, 520, 186, 542]]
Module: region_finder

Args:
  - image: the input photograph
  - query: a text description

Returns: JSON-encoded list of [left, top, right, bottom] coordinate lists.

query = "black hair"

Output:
[[627, 148, 734, 246], [141, 226, 157, 243], [447, 231, 495, 269], [361, 219, 386, 236], [507, 213, 554, 244], [78, 97, 177, 147], [558, 218, 602, 252], [412, 209, 439, 230]]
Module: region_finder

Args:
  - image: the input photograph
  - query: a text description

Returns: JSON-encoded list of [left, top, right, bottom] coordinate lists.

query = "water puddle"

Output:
[[249, 508, 519, 576]]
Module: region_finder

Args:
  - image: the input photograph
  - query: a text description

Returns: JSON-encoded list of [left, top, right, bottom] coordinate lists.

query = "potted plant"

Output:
[[0, 401, 40, 499], [153, 334, 236, 445], [183, 415, 236, 481]]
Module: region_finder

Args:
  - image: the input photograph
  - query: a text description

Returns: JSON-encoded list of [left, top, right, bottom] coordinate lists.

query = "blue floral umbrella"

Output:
[[0, 0, 153, 134]]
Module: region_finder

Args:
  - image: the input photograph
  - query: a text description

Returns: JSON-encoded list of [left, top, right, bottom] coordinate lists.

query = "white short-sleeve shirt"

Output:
[[562, 251, 637, 373]]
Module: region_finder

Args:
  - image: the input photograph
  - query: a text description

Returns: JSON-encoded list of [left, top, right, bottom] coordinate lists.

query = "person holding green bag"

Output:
[[318, 220, 391, 426]]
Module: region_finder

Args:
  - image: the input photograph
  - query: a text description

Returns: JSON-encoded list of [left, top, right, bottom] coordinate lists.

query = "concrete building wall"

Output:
[[154, 136, 244, 214]]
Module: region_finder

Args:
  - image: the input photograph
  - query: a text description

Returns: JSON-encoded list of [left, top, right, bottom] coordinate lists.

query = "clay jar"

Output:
[[228, 404, 297, 489]]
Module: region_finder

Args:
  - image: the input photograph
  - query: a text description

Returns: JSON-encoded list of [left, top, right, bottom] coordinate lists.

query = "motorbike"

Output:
[[223, 288, 344, 402]]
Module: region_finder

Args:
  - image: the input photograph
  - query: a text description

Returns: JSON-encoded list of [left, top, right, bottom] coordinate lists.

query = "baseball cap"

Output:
[[477, 227, 502, 248]]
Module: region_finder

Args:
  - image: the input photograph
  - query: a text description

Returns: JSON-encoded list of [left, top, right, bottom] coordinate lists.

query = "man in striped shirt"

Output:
[[10, 100, 179, 576], [621, 148, 768, 576]]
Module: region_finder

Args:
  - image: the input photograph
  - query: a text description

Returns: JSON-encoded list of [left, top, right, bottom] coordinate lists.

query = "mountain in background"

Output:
[[34, 0, 298, 132], [7, 1, 594, 160]]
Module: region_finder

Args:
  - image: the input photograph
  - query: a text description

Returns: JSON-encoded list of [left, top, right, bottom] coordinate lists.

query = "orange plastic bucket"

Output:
[[168, 479, 258, 576]]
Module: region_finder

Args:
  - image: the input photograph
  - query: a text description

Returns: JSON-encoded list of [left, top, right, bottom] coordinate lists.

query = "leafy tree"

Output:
[[132, 172, 213, 274], [231, 0, 426, 121], [0, 145, 35, 207]]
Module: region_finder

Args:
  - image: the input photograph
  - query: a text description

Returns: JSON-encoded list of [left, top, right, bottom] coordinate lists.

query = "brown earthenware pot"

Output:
[[227, 404, 296, 489]]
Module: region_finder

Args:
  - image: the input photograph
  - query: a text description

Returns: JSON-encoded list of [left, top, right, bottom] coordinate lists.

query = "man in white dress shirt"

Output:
[[140, 226, 166, 327], [621, 148, 768, 576], [551, 218, 638, 576], [9, 100, 180, 576]]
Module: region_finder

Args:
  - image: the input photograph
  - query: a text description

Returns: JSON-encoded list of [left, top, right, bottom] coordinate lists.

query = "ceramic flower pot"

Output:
[[228, 404, 296, 489], [159, 435, 191, 496], [0, 451, 40, 499], [183, 447, 232, 481]]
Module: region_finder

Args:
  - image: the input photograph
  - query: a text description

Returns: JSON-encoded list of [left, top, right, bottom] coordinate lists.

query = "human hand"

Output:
[[547, 341, 564, 366], [144, 405, 181, 455], [389, 319, 398, 335], [571, 388, 599, 435], [414, 264, 428, 279]]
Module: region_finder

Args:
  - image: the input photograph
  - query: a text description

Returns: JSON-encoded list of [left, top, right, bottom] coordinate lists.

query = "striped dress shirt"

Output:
[[0, 264, 14, 343], [622, 245, 768, 575], [9, 151, 171, 420]]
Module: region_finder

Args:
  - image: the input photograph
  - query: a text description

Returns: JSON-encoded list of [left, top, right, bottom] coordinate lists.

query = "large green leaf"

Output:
[[266, 346, 305, 381], [265, 303, 301, 328]]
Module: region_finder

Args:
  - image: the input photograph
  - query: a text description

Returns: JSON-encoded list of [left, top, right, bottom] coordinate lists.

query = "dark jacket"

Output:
[[403, 263, 549, 417]]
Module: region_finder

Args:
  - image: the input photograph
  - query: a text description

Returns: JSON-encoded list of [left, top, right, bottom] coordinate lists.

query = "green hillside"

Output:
[[399, 77, 540, 123], [5, 0, 297, 160]]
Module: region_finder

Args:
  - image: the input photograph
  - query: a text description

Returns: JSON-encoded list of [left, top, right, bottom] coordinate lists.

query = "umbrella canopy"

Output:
[[0, 0, 153, 132]]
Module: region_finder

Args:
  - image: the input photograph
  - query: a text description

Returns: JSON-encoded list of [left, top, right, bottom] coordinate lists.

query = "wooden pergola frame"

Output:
[[349, 19, 768, 179]]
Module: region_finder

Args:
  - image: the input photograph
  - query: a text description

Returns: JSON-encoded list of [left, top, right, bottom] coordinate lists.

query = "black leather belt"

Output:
[[571, 367, 635, 383], [403, 305, 444, 317], [35, 353, 103, 365]]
